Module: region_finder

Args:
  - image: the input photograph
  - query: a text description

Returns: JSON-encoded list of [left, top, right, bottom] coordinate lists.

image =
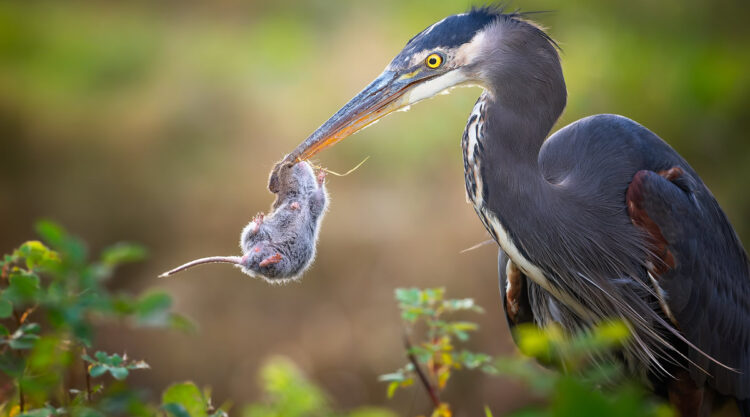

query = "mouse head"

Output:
[[268, 161, 320, 204]]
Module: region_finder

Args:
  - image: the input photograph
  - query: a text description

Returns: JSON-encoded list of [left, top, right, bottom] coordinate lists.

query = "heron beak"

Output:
[[281, 69, 439, 164]]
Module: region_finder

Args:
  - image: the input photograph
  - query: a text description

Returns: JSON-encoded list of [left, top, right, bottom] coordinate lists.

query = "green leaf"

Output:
[[401, 309, 420, 323], [395, 288, 421, 307], [111, 295, 136, 315], [0, 297, 12, 318], [109, 366, 129, 380], [27, 335, 73, 371], [493, 357, 557, 395], [101, 242, 147, 266], [169, 313, 197, 333], [163, 403, 191, 417], [20, 322, 41, 334], [6, 271, 41, 303], [386, 381, 399, 398], [515, 325, 552, 360], [109, 353, 123, 366], [135, 291, 172, 326], [254, 356, 329, 415], [162, 382, 208, 417], [85, 350, 148, 380], [424, 288, 445, 303], [35, 220, 87, 265], [0, 323, 8, 336], [89, 364, 107, 377], [35, 220, 65, 248], [8, 335, 37, 350], [594, 321, 631, 346], [455, 351, 492, 369], [14, 240, 56, 270], [8, 323, 41, 350]]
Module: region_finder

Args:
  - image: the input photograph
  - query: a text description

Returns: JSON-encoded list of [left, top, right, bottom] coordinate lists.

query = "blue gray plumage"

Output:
[[278, 6, 750, 416]]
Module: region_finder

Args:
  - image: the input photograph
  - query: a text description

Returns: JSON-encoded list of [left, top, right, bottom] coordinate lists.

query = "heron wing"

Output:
[[627, 168, 750, 398]]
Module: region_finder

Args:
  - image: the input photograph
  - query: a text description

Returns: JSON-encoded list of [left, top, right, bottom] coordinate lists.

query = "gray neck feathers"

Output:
[[474, 18, 567, 151]]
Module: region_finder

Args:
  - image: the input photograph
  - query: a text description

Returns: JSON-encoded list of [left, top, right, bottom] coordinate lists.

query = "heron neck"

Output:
[[480, 91, 564, 231]]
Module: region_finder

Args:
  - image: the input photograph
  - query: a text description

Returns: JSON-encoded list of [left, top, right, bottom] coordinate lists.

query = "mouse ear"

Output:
[[159, 256, 244, 278]]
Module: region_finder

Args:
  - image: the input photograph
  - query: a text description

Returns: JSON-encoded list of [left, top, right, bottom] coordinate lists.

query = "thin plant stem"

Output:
[[403, 334, 441, 410], [82, 348, 92, 403]]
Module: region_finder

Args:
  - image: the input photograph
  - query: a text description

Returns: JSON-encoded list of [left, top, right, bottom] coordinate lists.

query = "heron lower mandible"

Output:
[[276, 7, 750, 416]]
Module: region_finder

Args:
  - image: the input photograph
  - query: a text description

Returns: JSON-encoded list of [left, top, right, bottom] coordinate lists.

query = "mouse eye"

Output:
[[425, 53, 443, 69]]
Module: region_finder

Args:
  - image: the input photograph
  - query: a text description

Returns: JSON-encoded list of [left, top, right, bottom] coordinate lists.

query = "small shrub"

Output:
[[382, 288, 674, 417], [0, 221, 210, 416], [379, 288, 494, 417]]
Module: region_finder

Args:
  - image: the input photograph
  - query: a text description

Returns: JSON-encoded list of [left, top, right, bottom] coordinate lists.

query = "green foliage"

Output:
[[384, 289, 674, 417], [244, 357, 327, 417], [162, 382, 227, 417], [82, 351, 150, 381], [492, 322, 674, 417], [244, 357, 396, 417], [0, 221, 195, 416], [381, 288, 494, 416]]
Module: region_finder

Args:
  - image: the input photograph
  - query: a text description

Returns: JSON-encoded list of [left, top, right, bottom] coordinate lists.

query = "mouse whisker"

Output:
[[311, 156, 370, 177]]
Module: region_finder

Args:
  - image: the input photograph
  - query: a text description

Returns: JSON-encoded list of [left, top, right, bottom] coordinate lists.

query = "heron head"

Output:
[[278, 7, 563, 165]]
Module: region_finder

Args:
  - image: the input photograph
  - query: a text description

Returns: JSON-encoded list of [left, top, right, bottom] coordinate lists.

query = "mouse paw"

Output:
[[250, 213, 265, 233], [289, 201, 300, 210], [316, 170, 327, 186], [259, 253, 282, 267]]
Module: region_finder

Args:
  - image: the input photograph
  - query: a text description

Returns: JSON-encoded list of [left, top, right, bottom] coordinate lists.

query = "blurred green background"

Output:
[[1, 0, 748, 415]]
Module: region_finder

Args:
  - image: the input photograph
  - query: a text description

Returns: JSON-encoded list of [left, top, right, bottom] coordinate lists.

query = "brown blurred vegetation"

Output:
[[1, 0, 748, 415]]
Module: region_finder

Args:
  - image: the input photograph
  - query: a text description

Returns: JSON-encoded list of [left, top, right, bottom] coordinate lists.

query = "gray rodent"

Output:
[[159, 161, 328, 282]]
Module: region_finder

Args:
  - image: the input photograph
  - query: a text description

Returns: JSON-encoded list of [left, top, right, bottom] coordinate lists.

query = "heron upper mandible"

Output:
[[276, 7, 750, 416]]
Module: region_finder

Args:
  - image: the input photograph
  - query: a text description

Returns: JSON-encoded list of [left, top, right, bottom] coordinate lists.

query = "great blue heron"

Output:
[[272, 7, 750, 416]]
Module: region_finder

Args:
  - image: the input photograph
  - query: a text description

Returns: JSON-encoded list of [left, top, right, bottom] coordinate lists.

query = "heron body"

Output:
[[277, 7, 750, 416]]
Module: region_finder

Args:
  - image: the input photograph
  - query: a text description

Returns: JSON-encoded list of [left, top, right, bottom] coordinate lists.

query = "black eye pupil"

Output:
[[429, 57, 437, 65]]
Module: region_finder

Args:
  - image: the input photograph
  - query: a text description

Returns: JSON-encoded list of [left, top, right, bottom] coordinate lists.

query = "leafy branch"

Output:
[[0, 221, 194, 415], [379, 288, 494, 417], [380, 288, 674, 417]]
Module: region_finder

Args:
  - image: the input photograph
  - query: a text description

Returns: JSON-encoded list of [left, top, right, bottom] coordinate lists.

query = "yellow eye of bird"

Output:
[[426, 53, 443, 69]]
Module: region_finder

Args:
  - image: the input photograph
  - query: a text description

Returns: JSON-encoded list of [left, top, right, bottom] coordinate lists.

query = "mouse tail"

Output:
[[159, 256, 244, 277]]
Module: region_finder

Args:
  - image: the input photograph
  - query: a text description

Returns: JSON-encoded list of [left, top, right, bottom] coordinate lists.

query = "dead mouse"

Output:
[[159, 161, 328, 282]]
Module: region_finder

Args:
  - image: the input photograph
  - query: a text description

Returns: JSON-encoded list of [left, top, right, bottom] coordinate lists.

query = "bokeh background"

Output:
[[1, 0, 749, 415]]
